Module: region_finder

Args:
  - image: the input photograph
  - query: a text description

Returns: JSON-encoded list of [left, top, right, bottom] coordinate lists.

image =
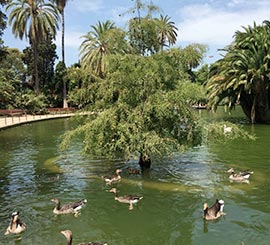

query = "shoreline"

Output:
[[0, 113, 75, 130]]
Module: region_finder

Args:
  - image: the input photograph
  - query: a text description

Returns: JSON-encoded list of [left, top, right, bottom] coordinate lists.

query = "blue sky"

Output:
[[2, 0, 270, 66]]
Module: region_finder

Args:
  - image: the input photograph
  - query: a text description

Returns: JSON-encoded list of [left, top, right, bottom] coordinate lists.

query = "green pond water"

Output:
[[0, 109, 270, 245]]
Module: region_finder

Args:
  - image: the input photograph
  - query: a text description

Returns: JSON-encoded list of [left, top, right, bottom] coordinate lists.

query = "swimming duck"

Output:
[[203, 199, 225, 221], [60, 230, 107, 245], [223, 124, 232, 134], [4, 211, 26, 235], [128, 167, 141, 175], [109, 188, 143, 210], [102, 169, 122, 185], [48, 174, 60, 181], [51, 198, 87, 216], [227, 168, 253, 182]]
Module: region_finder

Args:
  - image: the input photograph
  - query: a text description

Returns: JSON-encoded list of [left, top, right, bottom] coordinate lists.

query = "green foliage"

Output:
[[0, 0, 7, 61], [129, 17, 159, 55], [128, 14, 178, 55], [206, 21, 270, 123], [0, 69, 17, 108], [6, 0, 59, 94], [22, 33, 58, 92], [0, 47, 49, 112], [80, 20, 130, 78], [177, 81, 207, 105], [195, 64, 209, 85], [61, 53, 204, 158], [20, 91, 48, 114], [0, 48, 26, 108], [48, 61, 67, 107], [155, 14, 178, 51], [203, 121, 255, 143], [67, 66, 102, 108], [181, 44, 208, 70]]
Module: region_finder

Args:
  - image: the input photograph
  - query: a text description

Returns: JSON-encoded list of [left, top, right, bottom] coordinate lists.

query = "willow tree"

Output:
[[6, 0, 59, 95], [207, 21, 270, 123], [62, 51, 205, 168], [62, 46, 253, 169]]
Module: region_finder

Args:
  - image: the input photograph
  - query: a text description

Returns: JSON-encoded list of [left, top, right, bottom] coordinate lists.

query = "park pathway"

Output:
[[0, 113, 76, 130]]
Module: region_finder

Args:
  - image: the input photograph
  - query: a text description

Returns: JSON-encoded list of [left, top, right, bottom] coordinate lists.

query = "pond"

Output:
[[0, 110, 270, 245]]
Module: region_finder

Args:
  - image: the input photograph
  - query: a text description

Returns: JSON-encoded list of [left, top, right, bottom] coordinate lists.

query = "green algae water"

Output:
[[0, 113, 270, 245]]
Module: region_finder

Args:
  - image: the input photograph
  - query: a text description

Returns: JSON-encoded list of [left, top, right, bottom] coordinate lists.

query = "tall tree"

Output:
[[80, 20, 129, 78], [207, 21, 270, 123], [22, 32, 58, 95], [155, 14, 178, 52], [0, 48, 26, 108], [0, 0, 8, 62], [129, 17, 159, 55], [61, 52, 204, 168], [181, 44, 208, 82], [55, 0, 68, 108], [126, 0, 161, 55], [6, 0, 59, 95]]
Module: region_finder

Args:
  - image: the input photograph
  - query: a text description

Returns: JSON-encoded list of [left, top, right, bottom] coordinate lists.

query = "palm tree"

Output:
[[80, 20, 127, 78], [207, 21, 270, 123], [6, 0, 59, 95], [155, 14, 178, 52], [55, 0, 68, 108]]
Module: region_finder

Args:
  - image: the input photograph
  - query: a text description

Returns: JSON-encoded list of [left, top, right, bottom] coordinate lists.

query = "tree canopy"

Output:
[[207, 20, 270, 124], [0, 0, 7, 61], [80, 20, 129, 78], [61, 51, 204, 159], [6, 0, 59, 95], [1, 0, 254, 164]]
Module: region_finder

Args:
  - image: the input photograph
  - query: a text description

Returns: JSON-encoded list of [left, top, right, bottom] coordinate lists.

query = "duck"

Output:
[[127, 167, 141, 175], [60, 230, 107, 245], [51, 198, 87, 216], [4, 211, 26, 235], [48, 174, 60, 181], [109, 188, 143, 210], [203, 199, 225, 221], [223, 124, 232, 134], [102, 169, 122, 185], [227, 168, 253, 182]]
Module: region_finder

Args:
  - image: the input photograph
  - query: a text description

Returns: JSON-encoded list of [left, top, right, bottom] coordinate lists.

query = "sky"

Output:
[[2, 0, 270, 66]]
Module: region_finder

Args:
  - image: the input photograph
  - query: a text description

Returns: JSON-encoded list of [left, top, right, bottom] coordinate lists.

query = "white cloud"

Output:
[[176, 2, 270, 48], [55, 30, 84, 49], [68, 0, 104, 13]]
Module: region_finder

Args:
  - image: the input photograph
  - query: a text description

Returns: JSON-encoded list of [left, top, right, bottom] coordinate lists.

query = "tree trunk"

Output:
[[138, 152, 151, 170], [33, 39, 40, 95], [241, 91, 270, 124], [61, 10, 68, 108], [250, 95, 256, 124]]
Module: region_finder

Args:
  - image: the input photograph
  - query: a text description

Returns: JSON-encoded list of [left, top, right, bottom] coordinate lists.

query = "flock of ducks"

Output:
[[4, 166, 253, 242], [4, 167, 141, 244], [102, 169, 143, 210]]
